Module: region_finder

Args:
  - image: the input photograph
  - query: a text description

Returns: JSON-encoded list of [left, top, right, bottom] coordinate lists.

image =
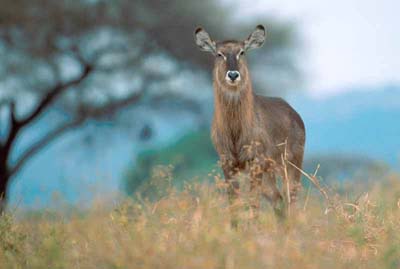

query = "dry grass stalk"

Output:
[[279, 139, 291, 217]]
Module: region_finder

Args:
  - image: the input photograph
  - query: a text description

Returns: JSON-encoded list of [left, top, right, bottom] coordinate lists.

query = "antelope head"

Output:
[[194, 25, 266, 91]]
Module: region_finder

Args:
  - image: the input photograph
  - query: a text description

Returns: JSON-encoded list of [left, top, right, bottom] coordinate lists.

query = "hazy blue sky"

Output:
[[230, 0, 400, 97]]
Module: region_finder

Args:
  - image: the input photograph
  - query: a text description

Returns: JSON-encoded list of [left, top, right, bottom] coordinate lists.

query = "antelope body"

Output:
[[194, 25, 305, 217]]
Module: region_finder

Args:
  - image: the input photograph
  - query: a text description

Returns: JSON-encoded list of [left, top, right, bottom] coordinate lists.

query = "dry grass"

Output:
[[1, 167, 400, 269]]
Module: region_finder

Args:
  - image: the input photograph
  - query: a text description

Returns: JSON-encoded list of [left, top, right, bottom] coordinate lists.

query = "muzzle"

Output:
[[226, 70, 241, 82]]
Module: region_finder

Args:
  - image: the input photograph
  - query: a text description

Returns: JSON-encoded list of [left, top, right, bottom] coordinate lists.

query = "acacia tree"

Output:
[[0, 0, 299, 211]]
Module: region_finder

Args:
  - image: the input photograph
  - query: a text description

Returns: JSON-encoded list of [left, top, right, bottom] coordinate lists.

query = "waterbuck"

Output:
[[194, 25, 305, 218]]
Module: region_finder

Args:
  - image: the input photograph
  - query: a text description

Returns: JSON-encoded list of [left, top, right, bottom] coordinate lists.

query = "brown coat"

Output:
[[195, 25, 305, 215]]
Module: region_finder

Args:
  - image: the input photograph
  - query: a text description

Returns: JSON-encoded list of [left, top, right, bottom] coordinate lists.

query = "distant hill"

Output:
[[304, 154, 388, 181], [289, 84, 400, 167]]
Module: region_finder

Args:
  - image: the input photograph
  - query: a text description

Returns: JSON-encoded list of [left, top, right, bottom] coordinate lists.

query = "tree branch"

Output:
[[19, 63, 94, 127], [2, 101, 20, 161], [2, 61, 95, 163], [9, 117, 85, 177], [80, 90, 145, 119], [8, 87, 146, 177]]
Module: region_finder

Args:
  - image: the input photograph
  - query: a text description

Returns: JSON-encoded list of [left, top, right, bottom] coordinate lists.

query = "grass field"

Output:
[[1, 167, 400, 269]]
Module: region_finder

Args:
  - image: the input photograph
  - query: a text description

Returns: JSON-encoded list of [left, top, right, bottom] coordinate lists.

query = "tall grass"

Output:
[[1, 166, 400, 268]]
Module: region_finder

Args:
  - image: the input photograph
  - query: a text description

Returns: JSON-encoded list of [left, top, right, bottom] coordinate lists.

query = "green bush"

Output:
[[124, 129, 219, 198]]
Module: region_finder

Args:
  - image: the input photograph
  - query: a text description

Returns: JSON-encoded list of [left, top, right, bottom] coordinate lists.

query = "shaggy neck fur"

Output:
[[212, 66, 255, 141]]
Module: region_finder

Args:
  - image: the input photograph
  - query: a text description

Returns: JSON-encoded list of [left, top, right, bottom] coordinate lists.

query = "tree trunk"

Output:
[[0, 161, 9, 214]]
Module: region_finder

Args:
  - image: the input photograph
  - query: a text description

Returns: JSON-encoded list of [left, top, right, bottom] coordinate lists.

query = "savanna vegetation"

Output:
[[1, 2, 397, 269], [1, 164, 399, 268]]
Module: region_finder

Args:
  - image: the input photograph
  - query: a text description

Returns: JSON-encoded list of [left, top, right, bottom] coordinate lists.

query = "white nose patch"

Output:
[[225, 70, 241, 82]]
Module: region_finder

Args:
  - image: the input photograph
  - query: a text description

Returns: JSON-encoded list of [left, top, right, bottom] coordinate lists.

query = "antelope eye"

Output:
[[217, 52, 224, 58], [237, 50, 245, 60]]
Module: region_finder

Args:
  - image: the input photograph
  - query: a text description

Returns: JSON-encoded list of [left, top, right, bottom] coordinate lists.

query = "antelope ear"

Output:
[[194, 27, 217, 55], [244, 25, 266, 51]]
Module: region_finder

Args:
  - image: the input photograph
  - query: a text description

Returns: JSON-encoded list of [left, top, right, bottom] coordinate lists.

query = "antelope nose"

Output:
[[227, 71, 240, 81]]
